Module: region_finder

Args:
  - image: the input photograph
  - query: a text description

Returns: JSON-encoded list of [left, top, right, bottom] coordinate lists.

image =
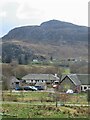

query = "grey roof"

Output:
[[22, 74, 59, 81], [61, 74, 67, 81], [11, 76, 20, 83], [77, 74, 89, 85], [61, 74, 89, 85], [61, 74, 81, 86]]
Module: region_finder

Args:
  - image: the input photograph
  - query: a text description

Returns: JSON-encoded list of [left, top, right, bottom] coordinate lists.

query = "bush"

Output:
[[3, 93, 18, 102]]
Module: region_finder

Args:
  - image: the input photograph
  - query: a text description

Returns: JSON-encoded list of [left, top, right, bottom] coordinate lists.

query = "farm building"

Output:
[[22, 74, 59, 84], [60, 74, 90, 93]]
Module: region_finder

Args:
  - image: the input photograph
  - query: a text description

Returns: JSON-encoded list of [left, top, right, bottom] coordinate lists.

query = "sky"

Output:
[[0, 0, 89, 37]]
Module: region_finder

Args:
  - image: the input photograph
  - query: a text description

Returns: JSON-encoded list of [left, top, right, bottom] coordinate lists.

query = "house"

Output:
[[59, 74, 90, 93], [10, 76, 20, 89], [59, 74, 81, 93], [22, 74, 59, 84]]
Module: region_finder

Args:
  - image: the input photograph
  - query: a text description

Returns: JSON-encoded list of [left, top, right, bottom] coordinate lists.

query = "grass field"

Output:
[[2, 91, 88, 104], [1, 103, 89, 118], [1, 91, 89, 118]]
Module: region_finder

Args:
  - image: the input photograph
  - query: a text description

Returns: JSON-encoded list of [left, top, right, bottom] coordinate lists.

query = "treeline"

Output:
[[2, 43, 35, 64], [2, 60, 88, 80], [2, 43, 47, 65]]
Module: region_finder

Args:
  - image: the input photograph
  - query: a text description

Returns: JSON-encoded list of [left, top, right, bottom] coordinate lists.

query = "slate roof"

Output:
[[11, 76, 20, 83], [61, 74, 81, 86], [61, 74, 89, 85], [77, 74, 89, 85], [22, 74, 59, 81]]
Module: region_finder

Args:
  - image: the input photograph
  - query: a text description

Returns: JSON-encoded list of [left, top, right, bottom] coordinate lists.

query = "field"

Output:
[[0, 91, 89, 118], [2, 103, 89, 118]]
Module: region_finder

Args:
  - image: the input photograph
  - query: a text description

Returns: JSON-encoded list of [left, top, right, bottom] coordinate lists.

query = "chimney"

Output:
[[55, 74, 57, 77]]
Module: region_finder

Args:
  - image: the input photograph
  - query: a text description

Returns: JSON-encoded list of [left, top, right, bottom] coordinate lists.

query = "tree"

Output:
[[54, 85, 60, 107], [2, 76, 11, 90], [62, 67, 70, 74], [50, 56, 53, 61]]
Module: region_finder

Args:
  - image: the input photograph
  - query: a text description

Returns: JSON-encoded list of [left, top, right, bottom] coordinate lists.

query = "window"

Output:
[[81, 86, 82, 90], [84, 86, 87, 90]]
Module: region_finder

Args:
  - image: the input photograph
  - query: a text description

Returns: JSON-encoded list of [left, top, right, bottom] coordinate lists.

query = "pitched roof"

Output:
[[77, 74, 89, 85], [22, 74, 59, 81], [10, 76, 20, 83], [61, 74, 89, 85], [61, 74, 81, 86]]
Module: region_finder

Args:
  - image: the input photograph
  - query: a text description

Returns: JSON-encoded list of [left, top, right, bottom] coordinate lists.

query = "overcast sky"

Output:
[[0, 0, 89, 37]]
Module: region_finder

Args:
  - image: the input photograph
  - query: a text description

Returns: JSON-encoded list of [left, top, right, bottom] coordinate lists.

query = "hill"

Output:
[[1, 20, 88, 63], [2, 20, 88, 44]]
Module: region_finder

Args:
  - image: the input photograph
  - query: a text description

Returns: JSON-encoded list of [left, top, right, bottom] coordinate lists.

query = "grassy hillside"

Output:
[[2, 40, 88, 63]]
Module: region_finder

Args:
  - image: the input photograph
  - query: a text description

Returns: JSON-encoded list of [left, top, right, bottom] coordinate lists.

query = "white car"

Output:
[[66, 89, 73, 94], [23, 86, 37, 91]]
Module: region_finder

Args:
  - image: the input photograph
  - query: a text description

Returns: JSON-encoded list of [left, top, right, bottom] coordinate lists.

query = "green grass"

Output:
[[2, 103, 89, 118], [2, 91, 52, 102], [1, 91, 89, 118], [2, 91, 88, 104]]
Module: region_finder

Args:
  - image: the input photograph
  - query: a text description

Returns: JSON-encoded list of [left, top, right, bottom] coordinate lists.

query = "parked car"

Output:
[[66, 89, 73, 94], [15, 87, 23, 90], [23, 86, 37, 91], [52, 84, 58, 88], [35, 86, 44, 90]]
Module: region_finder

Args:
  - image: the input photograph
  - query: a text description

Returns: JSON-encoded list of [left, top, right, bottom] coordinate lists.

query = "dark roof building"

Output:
[[60, 74, 89, 92]]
